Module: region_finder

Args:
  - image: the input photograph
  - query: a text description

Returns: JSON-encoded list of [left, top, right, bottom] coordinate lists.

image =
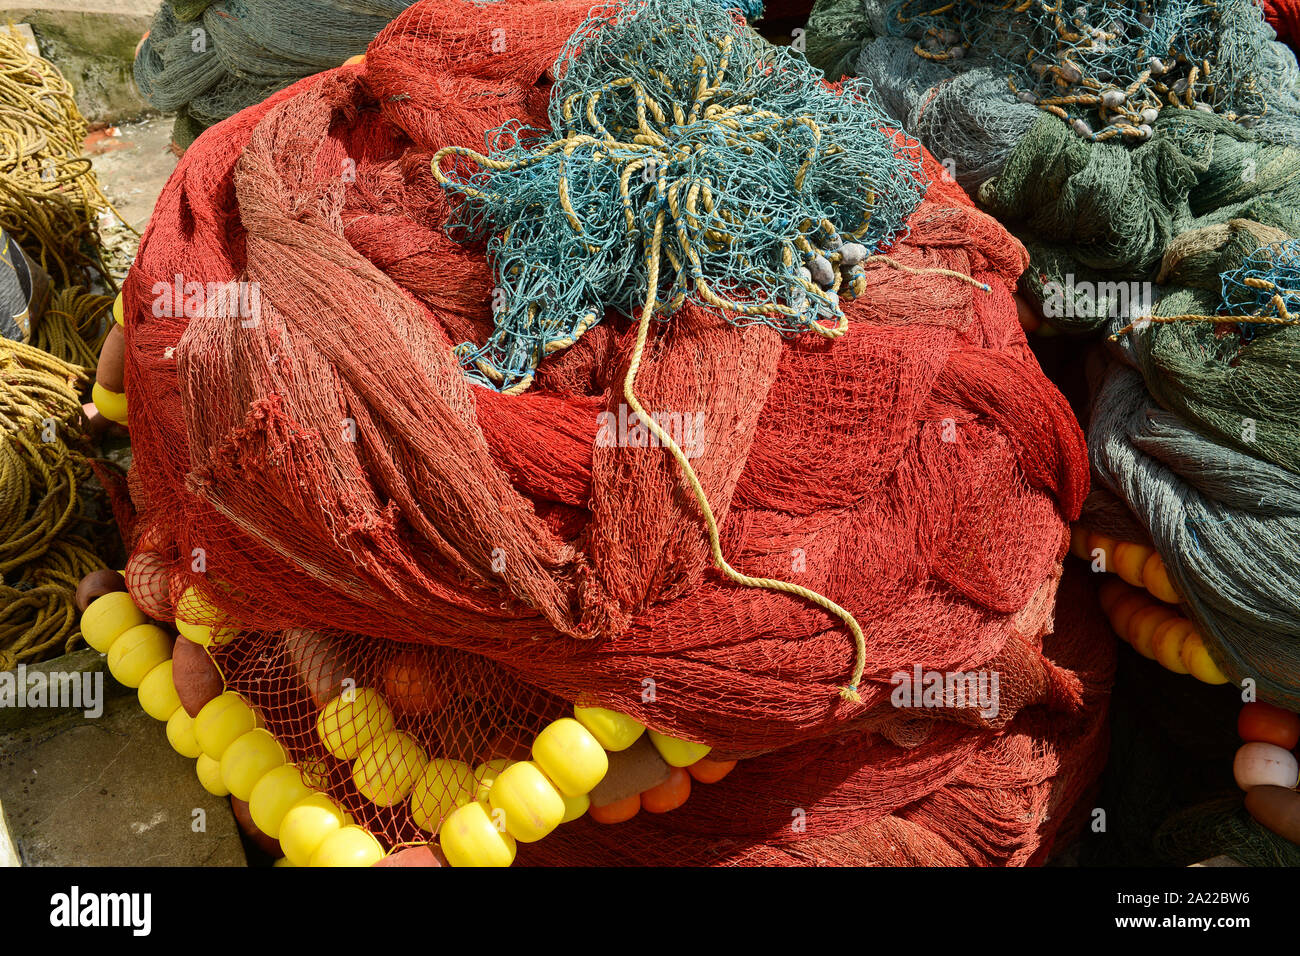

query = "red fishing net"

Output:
[[119, 0, 1112, 864]]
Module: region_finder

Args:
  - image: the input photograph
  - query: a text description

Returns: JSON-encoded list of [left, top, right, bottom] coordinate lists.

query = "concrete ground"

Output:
[[0, 652, 246, 866], [87, 116, 177, 235]]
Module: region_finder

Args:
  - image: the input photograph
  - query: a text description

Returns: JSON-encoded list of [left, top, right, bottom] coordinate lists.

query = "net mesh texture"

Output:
[[120, 0, 1112, 864]]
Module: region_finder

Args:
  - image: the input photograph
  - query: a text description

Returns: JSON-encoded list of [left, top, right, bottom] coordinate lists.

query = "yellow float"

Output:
[[317, 688, 395, 760], [1093, 548, 1227, 685], [573, 704, 645, 751], [80, 591, 146, 652], [409, 758, 475, 833], [166, 708, 202, 759], [311, 825, 385, 867], [531, 718, 608, 795], [648, 729, 712, 768], [488, 760, 566, 842], [194, 691, 259, 760], [137, 660, 182, 721], [220, 728, 287, 801], [175, 586, 234, 646], [196, 753, 229, 796], [351, 731, 427, 806], [91, 382, 128, 425], [83, 581, 729, 868], [249, 765, 315, 839], [106, 624, 172, 688], [439, 801, 517, 867], [279, 794, 351, 867], [472, 757, 512, 803]]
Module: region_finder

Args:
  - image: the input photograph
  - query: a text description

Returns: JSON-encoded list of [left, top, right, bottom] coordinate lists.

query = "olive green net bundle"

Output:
[[133, 0, 418, 151], [798, 0, 1300, 717], [803, 0, 1300, 332], [1088, 237, 1300, 709]]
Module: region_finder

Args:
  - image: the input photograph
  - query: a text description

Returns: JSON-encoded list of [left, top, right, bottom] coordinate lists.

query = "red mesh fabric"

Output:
[[1263, 0, 1300, 48], [120, 0, 1110, 864]]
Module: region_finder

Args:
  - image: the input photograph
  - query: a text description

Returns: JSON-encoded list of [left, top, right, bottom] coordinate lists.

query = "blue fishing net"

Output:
[[433, 0, 926, 392], [1220, 239, 1300, 338]]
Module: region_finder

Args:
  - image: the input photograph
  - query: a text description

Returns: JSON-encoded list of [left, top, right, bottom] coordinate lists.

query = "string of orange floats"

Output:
[[1235, 701, 1300, 845], [1074, 524, 1300, 846], [1070, 525, 1228, 685]]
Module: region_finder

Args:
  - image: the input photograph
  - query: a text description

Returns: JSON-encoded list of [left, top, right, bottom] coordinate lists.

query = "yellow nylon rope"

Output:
[[0, 293, 111, 669]]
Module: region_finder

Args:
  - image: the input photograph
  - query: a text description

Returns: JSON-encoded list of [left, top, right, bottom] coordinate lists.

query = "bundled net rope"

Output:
[[122, 0, 1111, 864]]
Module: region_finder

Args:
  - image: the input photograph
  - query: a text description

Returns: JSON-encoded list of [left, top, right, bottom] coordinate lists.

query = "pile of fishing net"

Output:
[[802, 0, 1300, 710], [1085, 234, 1300, 710], [133, 0, 419, 152], [806, 0, 1300, 333], [119, 0, 1113, 864], [0, 26, 118, 668]]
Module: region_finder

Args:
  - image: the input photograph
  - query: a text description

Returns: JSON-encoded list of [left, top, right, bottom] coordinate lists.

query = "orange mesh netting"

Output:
[[119, 0, 1112, 864]]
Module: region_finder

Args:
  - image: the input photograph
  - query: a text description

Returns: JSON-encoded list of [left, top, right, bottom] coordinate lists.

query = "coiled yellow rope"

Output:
[[0, 337, 108, 669], [0, 24, 132, 288]]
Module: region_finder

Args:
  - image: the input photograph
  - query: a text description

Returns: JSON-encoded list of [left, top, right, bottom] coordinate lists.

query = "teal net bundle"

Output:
[[432, 1, 926, 391], [133, 0, 419, 151], [117, 0, 1114, 865]]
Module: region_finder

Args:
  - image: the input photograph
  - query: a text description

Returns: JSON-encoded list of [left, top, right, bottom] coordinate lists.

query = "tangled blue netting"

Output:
[[1220, 239, 1300, 337], [432, 0, 926, 392]]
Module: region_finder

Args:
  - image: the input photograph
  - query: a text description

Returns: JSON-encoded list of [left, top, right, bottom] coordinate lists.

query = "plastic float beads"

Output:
[[389, 702, 735, 866], [1073, 526, 1229, 685], [82, 570, 739, 867], [90, 293, 128, 426], [79, 577, 380, 865], [1236, 701, 1300, 846]]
